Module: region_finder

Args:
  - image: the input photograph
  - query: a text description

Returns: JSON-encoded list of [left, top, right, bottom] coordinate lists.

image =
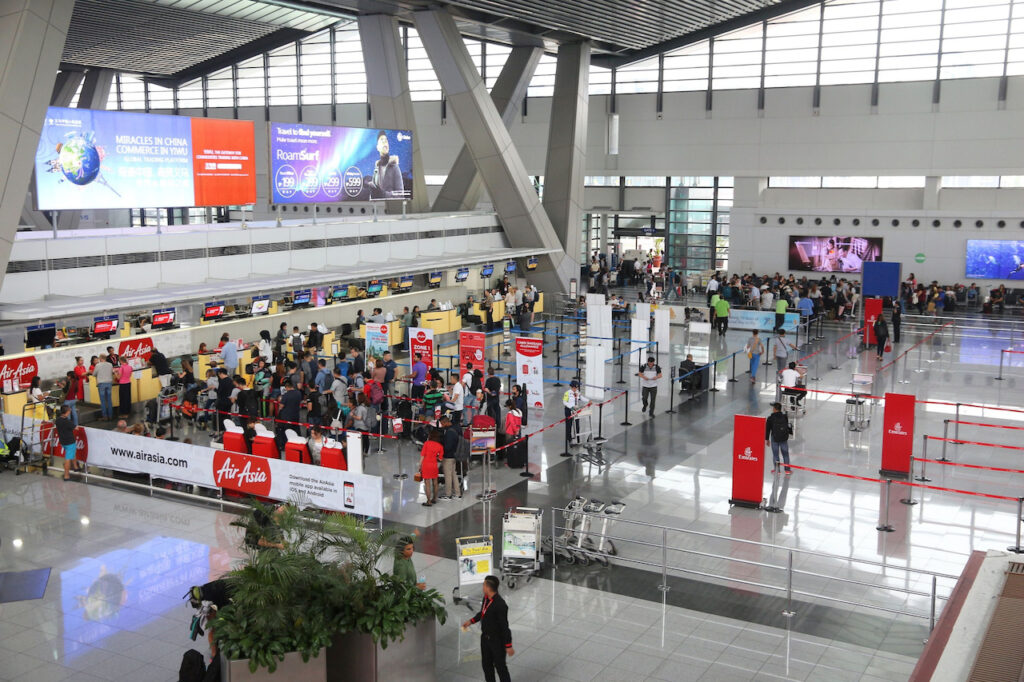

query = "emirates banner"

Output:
[[80, 427, 383, 516], [881, 392, 915, 477], [730, 414, 766, 508], [459, 331, 486, 380], [408, 327, 434, 369], [515, 337, 545, 409]]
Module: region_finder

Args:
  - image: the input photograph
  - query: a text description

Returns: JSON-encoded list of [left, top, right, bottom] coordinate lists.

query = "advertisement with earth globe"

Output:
[[34, 107, 256, 211]]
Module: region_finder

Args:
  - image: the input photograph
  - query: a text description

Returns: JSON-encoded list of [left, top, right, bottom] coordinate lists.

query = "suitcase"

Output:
[[395, 399, 414, 439], [505, 436, 527, 469]]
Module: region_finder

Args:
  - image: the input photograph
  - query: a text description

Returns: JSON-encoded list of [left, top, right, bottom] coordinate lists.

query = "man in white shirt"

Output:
[[446, 376, 465, 426], [780, 361, 805, 406], [706, 276, 720, 304], [636, 356, 663, 417]]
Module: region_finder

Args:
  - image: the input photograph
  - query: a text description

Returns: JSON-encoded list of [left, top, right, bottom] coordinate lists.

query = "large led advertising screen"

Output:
[[269, 122, 413, 203], [34, 107, 256, 210], [788, 235, 883, 273], [966, 240, 1024, 279]]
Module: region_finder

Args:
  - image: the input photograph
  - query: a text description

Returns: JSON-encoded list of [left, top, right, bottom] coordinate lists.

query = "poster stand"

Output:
[[452, 534, 494, 608]]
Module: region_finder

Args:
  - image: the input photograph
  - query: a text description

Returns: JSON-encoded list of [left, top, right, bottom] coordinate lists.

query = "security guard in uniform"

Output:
[[562, 380, 584, 445]]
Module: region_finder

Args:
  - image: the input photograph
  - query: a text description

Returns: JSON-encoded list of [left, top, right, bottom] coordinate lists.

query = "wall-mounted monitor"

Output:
[[788, 236, 883, 273], [505, 261, 517, 273], [331, 286, 350, 300], [151, 309, 176, 328], [455, 268, 469, 283], [269, 123, 413, 203], [428, 271, 442, 285], [203, 303, 225, 320], [367, 279, 384, 295], [250, 298, 270, 315], [26, 323, 56, 348], [34, 107, 256, 210], [481, 264, 494, 278], [398, 275, 415, 289], [526, 257, 538, 271], [292, 289, 311, 306], [92, 316, 119, 335], [966, 240, 1024, 279]]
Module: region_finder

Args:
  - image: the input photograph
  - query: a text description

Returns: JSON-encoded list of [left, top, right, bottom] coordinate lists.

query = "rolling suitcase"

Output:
[[506, 435, 527, 469]]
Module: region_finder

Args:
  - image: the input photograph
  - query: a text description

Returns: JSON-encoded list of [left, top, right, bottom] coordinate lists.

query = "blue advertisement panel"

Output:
[[728, 309, 800, 333], [269, 122, 413, 203], [34, 107, 256, 211], [966, 240, 1024, 280]]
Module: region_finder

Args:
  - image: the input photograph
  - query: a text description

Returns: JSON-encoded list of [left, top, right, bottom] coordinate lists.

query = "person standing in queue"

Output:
[[765, 402, 793, 474], [873, 312, 889, 361], [407, 353, 428, 401], [562, 380, 583, 445], [745, 330, 765, 384], [462, 575, 514, 682], [637, 356, 662, 417], [55, 405, 77, 482], [891, 298, 902, 344]]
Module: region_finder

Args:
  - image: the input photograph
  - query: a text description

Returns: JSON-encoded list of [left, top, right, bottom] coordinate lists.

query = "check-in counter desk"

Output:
[[81, 370, 162, 409], [2, 390, 45, 420], [359, 322, 403, 349], [198, 347, 256, 383], [419, 310, 462, 336], [472, 300, 506, 321]]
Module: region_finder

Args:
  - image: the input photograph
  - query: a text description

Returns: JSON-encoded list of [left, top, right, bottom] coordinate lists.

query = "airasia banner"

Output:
[[0, 355, 38, 391], [81, 427, 383, 516], [730, 414, 766, 508], [119, 337, 154, 364], [881, 392, 915, 477], [460, 331, 486, 380], [864, 298, 883, 346], [408, 327, 434, 369], [364, 323, 389, 360], [515, 337, 545, 409]]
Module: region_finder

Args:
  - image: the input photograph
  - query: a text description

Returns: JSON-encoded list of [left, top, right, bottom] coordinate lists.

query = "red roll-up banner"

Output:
[[881, 392, 915, 477], [459, 331, 486, 380], [864, 297, 883, 346], [730, 414, 767, 508]]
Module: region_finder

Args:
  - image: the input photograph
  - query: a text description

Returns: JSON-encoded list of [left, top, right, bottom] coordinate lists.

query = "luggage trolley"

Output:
[[500, 507, 542, 589], [845, 372, 875, 432], [569, 404, 606, 466]]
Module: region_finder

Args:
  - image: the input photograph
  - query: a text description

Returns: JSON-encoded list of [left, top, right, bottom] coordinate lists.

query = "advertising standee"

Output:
[[515, 337, 545, 409], [364, 323, 390, 361], [880, 392, 915, 477], [460, 331, 486, 380], [730, 414, 767, 508], [408, 327, 434, 369]]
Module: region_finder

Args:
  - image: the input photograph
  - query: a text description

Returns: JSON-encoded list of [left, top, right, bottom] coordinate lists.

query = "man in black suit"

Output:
[[462, 575, 514, 682]]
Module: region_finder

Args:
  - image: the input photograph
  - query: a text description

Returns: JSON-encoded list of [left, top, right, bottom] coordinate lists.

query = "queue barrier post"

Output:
[[375, 413, 385, 455], [929, 575, 937, 633], [729, 353, 738, 383], [916, 435, 931, 482], [596, 403, 605, 442], [1008, 498, 1024, 554], [876, 479, 895, 532], [620, 390, 633, 426], [617, 351, 626, 384], [782, 550, 796, 618], [666, 367, 677, 414], [709, 360, 719, 393], [393, 434, 407, 480], [955, 403, 961, 442], [658, 527, 670, 592], [899, 459, 919, 506], [940, 422, 950, 462]]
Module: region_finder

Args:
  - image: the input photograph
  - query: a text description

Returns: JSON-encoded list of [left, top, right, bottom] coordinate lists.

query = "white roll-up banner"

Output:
[[82, 427, 382, 517], [653, 308, 670, 354], [630, 318, 649, 363]]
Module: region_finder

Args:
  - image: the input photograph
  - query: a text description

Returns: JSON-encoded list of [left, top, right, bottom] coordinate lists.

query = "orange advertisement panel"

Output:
[[190, 118, 256, 206]]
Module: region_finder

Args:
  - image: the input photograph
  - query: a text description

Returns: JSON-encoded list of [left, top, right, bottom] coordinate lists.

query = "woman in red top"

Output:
[[419, 429, 444, 507], [72, 357, 88, 401]]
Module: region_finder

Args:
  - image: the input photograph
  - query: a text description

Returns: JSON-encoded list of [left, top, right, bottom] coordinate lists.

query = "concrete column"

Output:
[[729, 177, 769, 273], [542, 42, 591, 292], [923, 176, 941, 211], [358, 14, 428, 213], [599, 213, 610, 255], [433, 45, 541, 212], [413, 8, 569, 292], [0, 0, 74, 282]]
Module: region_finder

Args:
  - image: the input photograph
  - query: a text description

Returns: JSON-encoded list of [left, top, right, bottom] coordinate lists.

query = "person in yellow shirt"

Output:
[[774, 297, 789, 333], [714, 296, 730, 335]]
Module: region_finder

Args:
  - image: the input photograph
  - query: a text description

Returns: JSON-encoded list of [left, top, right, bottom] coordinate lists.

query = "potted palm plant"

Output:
[[211, 502, 446, 681]]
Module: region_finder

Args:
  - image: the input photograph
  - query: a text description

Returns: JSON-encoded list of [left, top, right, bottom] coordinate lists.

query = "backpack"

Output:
[[470, 369, 484, 394], [504, 410, 522, 437], [364, 404, 379, 431], [237, 389, 258, 417], [770, 414, 791, 442], [178, 649, 206, 682], [366, 380, 384, 406]]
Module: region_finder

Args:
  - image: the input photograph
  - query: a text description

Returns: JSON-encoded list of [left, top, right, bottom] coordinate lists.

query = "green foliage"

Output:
[[211, 502, 447, 672]]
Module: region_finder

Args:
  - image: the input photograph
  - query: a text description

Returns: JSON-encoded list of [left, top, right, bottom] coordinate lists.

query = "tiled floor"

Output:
[[2, 308, 1022, 680]]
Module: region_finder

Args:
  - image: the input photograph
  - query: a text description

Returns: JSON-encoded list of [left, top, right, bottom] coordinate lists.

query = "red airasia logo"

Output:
[[0, 356, 38, 388], [72, 426, 88, 461], [415, 331, 427, 343], [213, 451, 272, 496], [380, 324, 388, 333], [118, 337, 153, 362]]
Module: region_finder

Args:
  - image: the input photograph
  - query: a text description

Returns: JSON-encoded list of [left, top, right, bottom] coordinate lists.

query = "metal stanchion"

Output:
[[729, 353, 738, 383], [955, 403, 961, 442], [899, 460, 918, 505], [941, 421, 949, 462], [658, 528, 670, 592], [929, 576, 937, 633], [781, 551, 795, 617], [375, 414, 385, 454], [476, 447, 497, 501], [708, 361, 719, 392], [554, 361, 562, 387], [1008, 498, 1024, 553], [595, 403, 606, 443], [393, 434, 407, 480], [666, 367, 677, 414], [916, 435, 932, 482], [617, 350, 626, 384], [876, 479, 895, 532], [620, 390, 632, 426]]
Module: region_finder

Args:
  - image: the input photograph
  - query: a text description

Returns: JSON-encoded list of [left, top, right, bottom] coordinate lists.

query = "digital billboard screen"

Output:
[[250, 299, 270, 315], [269, 123, 413, 204], [787, 236, 883, 273], [34, 107, 256, 210], [966, 240, 1024, 279], [92, 317, 118, 335], [151, 309, 175, 328], [203, 304, 224, 320]]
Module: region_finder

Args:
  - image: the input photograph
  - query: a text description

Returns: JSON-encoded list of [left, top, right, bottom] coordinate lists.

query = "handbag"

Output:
[[884, 342, 892, 353], [413, 471, 422, 482]]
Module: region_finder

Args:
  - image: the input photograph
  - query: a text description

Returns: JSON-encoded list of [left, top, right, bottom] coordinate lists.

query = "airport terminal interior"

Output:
[[4, 0, 1024, 680]]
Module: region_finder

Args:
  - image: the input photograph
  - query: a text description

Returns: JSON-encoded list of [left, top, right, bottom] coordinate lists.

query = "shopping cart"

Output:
[[500, 508, 542, 589]]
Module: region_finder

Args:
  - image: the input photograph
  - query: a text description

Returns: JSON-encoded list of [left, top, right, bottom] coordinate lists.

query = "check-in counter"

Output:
[[359, 322, 403, 349], [81, 370, 162, 408], [418, 309, 461, 335], [534, 293, 544, 313], [2, 390, 45, 420], [472, 300, 506, 321]]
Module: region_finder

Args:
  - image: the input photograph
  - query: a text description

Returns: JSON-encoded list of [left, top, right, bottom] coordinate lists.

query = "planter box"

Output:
[[221, 648, 327, 682], [326, 619, 436, 682]]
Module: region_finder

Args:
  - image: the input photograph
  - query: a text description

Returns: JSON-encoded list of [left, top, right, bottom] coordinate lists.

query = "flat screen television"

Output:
[[966, 240, 1024, 279], [331, 287, 350, 300], [428, 271, 442, 284], [250, 299, 270, 315], [505, 261, 517, 273], [26, 324, 56, 348], [367, 280, 384, 294], [203, 304, 225, 320], [455, 268, 469, 282], [526, 257, 538, 271], [481, 264, 494, 278], [787, 236, 883, 273], [151, 309, 176, 328], [292, 290, 311, 306], [399, 275, 415, 289], [92, 317, 119, 335]]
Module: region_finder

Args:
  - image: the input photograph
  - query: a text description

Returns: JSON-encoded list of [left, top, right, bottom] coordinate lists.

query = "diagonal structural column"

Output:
[[413, 8, 571, 293], [0, 0, 74, 287], [542, 42, 590, 291], [358, 14, 428, 213], [432, 45, 541, 212]]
